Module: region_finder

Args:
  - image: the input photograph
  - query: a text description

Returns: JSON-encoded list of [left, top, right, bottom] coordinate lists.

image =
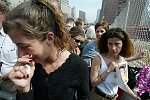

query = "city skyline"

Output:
[[69, 0, 102, 23]]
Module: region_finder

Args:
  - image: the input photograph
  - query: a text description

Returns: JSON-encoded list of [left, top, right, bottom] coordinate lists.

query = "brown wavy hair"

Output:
[[95, 21, 109, 31], [3, 0, 69, 50], [97, 27, 134, 57]]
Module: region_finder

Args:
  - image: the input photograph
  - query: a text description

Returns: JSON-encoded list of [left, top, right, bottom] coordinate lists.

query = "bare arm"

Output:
[[126, 52, 146, 62], [123, 83, 140, 100], [90, 56, 115, 87]]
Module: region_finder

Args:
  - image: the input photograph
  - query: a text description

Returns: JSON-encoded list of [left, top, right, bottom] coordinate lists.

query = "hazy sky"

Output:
[[69, 0, 102, 23]]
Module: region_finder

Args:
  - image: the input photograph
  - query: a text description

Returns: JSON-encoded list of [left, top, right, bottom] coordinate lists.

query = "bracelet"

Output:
[[99, 75, 105, 81]]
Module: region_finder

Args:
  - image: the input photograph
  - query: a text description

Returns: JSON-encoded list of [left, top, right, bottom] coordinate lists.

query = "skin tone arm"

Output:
[[90, 55, 116, 87], [124, 83, 140, 100], [125, 52, 146, 62]]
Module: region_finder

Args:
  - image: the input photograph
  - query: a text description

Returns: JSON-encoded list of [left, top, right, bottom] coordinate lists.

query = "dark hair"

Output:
[[97, 27, 134, 57], [66, 18, 75, 23], [69, 26, 84, 37], [3, 0, 69, 50], [75, 18, 84, 26], [95, 21, 109, 31]]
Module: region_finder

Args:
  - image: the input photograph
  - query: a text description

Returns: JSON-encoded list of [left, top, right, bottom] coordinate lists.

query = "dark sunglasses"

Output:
[[74, 38, 83, 43], [96, 30, 105, 33]]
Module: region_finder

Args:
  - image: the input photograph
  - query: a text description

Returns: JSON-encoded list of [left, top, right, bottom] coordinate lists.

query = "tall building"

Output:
[[60, 0, 70, 18], [79, 10, 86, 21], [95, 9, 101, 23], [71, 7, 76, 19], [99, 0, 127, 24]]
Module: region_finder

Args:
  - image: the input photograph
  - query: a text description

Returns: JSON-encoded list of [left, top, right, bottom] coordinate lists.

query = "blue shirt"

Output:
[[81, 40, 99, 58]]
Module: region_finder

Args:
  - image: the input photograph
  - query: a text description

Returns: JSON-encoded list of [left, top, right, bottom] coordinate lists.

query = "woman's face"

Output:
[[73, 35, 84, 46], [107, 37, 123, 55], [95, 26, 106, 39], [8, 30, 50, 63]]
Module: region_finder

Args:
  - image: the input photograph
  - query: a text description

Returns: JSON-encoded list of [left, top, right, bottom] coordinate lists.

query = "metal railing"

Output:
[[111, 0, 150, 67]]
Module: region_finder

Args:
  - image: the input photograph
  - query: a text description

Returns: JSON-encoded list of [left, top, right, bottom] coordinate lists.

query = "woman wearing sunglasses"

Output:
[[69, 26, 85, 56]]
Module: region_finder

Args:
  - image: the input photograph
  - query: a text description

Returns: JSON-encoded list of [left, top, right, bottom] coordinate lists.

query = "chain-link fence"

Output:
[[111, 0, 150, 67]]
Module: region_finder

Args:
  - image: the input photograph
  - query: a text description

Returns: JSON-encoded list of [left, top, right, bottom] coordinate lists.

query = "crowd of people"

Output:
[[0, 0, 148, 100]]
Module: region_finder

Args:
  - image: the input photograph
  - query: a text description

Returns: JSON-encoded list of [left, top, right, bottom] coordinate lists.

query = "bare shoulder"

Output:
[[92, 55, 102, 68], [93, 55, 101, 62]]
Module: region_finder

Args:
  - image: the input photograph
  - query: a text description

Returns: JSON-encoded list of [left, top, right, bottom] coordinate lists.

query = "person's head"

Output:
[[3, 0, 69, 63], [69, 26, 84, 46], [75, 18, 84, 28], [66, 17, 75, 31], [97, 27, 134, 58], [95, 21, 109, 39], [85, 25, 96, 42], [0, 0, 10, 29]]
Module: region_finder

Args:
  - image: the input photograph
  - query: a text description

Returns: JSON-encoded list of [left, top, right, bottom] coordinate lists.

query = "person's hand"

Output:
[[136, 52, 146, 59], [8, 55, 35, 92], [108, 62, 117, 72], [133, 94, 141, 100], [71, 46, 81, 55], [137, 97, 141, 100], [68, 37, 81, 55]]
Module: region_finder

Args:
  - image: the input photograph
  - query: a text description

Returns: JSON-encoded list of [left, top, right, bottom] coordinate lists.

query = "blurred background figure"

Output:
[[75, 18, 85, 35], [75, 18, 85, 28], [66, 17, 75, 32], [69, 26, 85, 56], [84, 25, 96, 45]]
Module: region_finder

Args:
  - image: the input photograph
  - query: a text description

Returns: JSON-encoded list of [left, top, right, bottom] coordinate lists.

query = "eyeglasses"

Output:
[[96, 30, 105, 33]]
